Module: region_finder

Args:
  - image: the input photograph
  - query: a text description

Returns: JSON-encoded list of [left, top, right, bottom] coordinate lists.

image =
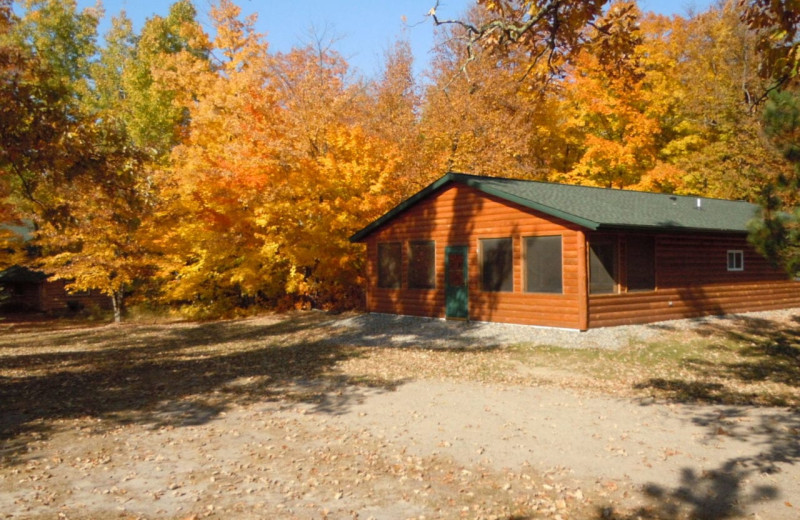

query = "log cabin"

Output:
[[350, 172, 800, 330], [1, 222, 110, 314], [0, 265, 111, 314]]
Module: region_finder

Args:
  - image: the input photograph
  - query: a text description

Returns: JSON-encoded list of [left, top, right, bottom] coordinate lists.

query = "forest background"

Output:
[[1, 0, 799, 321]]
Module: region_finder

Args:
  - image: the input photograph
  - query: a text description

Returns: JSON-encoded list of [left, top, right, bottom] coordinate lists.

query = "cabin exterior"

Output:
[[0, 265, 110, 314], [350, 173, 800, 330]]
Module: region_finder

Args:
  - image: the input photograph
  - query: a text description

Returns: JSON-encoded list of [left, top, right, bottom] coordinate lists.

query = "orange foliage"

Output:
[[4, 0, 798, 318]]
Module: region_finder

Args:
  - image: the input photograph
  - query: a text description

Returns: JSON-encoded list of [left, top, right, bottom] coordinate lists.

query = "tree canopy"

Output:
[[1, 0, 798, 319]]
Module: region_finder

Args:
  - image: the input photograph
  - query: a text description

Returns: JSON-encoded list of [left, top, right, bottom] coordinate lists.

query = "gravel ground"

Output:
[[2, 307, 798, 519], [326, 308, 800, 349]]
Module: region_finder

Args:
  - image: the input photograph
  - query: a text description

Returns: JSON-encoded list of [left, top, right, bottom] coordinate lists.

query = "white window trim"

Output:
[[727, 250, 744, 272]]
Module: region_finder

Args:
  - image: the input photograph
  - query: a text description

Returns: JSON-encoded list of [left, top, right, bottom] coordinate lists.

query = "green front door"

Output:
[[445, 246, 468, 319]]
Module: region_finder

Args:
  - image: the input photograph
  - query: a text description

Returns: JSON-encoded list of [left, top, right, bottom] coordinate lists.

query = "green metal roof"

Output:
[[350, 172, 761, 242]]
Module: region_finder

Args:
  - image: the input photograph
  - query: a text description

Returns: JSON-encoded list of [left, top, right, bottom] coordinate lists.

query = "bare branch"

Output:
[[427, 0, 607, 84]]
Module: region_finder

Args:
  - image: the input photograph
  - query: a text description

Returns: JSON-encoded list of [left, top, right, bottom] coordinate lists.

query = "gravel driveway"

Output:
[[2, 309, 798, 519], [327, 308, 800, 349]]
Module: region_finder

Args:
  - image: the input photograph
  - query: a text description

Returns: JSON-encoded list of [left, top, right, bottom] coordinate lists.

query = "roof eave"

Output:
[[350, 173, 753, 242], [465, 180, 601, 231], [595, 223, 751, 234], [349, 173, 606, 242]]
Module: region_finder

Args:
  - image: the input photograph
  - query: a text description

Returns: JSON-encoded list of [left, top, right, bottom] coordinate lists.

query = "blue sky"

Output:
[[75, 0, 715, 79]]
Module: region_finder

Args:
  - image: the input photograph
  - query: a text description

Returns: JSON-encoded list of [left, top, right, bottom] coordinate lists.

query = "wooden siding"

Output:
[[362, 188, 800, 330], [40, 280, 111, 312], [1, 279, 111, 313], [365, 184, 585, 329], [588, 233, 800, 328]]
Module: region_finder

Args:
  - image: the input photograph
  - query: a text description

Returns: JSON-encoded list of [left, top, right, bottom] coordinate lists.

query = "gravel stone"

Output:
[[326, 308, 800, 350]]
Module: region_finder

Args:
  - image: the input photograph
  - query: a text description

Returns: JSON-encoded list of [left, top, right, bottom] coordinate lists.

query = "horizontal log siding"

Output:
[[365, 184, 584, 328], [1, 280, 111, 313], [40, 280, 112, 312], [588, 233, 800, 328]]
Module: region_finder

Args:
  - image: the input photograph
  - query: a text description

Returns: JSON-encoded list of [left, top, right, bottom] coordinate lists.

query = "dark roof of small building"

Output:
[[350, 172, 761, 242], [0, 265, 47, 284]]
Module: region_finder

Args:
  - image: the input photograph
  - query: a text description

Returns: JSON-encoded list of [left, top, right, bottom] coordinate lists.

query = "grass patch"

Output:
[[503, 328, 800, 406]]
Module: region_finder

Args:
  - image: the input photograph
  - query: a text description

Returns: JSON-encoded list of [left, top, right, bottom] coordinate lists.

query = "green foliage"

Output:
[[13, 0, 98, 98], [92, 1, 209, 160], [749, 89, 800, 277]]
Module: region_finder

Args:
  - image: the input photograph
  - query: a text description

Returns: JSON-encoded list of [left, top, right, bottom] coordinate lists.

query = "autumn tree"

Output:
[[364, 39, 428, 195], [419, 3, 569, 181], [1, 0, 101, 260], [152, 0, 401, 315], [1, 0, 91, 230], [248, 32, 403, 307], [92, 1, 208, 161], [1, 0, 29, 253], [555, 1, 667, 188], [3, 0, 174, 321], [149, 0, 281, 316], [429, 0, 608, 83], [741, 0, 800, 96], [658, 3, 789, 200]]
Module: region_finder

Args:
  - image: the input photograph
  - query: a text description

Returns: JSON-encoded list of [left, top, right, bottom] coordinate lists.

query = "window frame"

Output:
[[727, 250, 744, 272], [589, 237, 619, 295], [407, 240, 436, 289], [479, 237, 514, 293], [376, 241, 402, 289], [523, 235, 563, 294]]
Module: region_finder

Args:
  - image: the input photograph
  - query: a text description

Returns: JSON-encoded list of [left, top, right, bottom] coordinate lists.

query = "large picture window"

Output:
[[626, 236, 655, 291], [481, 238, 513, 292], [524, 236, 563, 293], [589, 240, 617, 294], [408, 240, 435, 289], [377, 242, 402, 289]]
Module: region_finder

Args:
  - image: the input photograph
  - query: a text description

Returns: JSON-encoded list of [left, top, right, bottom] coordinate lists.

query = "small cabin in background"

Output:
[[350, 173, 800, 330], [0, 265, 110, 314], [1, 222, 110, 315]]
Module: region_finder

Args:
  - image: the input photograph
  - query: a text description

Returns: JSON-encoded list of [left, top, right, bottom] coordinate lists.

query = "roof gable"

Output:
[[350, 173, 761, 242]]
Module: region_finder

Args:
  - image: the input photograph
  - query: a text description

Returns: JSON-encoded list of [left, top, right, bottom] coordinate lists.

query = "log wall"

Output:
[[362, 186, 800, 330], [364, 184, 585, 329], [1, 279, 111, 313], [588, 233, 800, 328], [40, 280, 111, 312]]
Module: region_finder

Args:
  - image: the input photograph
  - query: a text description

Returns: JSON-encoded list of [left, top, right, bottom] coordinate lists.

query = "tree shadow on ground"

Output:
[[0, 312, 409, 466], [324, 313, 512, 350], [606, 313, 800, 519], [0, 311, 506, 467], [596, 408, 800, 519], [635, 313, 800, 406]]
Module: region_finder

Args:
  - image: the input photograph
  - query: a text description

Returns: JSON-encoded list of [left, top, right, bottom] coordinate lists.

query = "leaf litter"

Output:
[[1, 308, 799, 519]]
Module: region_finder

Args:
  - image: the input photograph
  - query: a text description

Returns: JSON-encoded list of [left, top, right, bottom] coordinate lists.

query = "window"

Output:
[[524, 236, 562, 293], [408, 241, 435, 289], [727, 250, 744, 272], [626, 236, 655, 291], [480, 238, 513, 292], [377, 242, 402, 288], [589, 240, 617, 294]]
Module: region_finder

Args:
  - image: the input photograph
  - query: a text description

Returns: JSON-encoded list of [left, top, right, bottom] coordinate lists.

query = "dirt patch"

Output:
[[1, 310, 799, 519]]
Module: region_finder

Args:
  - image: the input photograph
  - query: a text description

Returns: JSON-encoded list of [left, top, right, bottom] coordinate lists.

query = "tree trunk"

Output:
[[110, 290, 123, 323]]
